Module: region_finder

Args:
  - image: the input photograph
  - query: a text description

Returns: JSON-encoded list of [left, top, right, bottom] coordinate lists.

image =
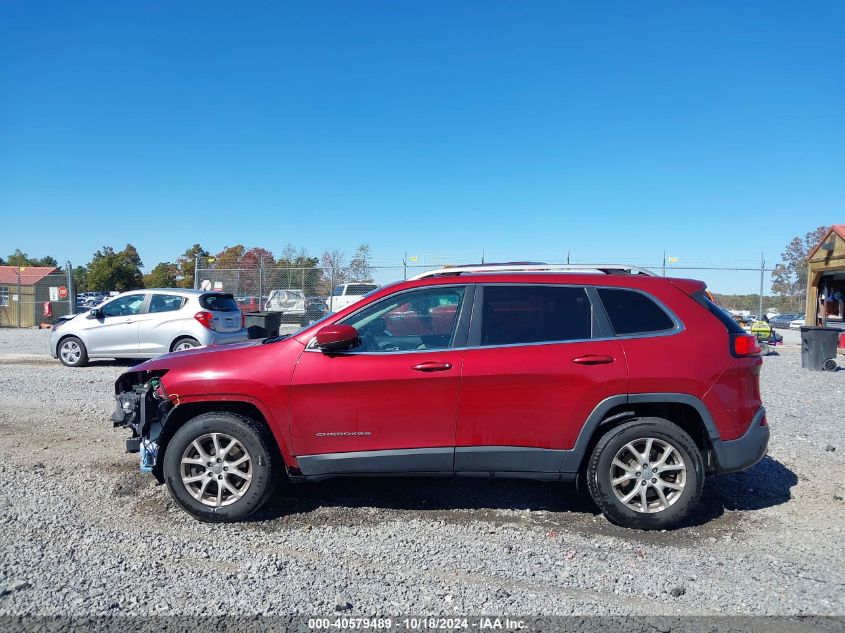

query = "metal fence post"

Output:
[[259, 257, 264, 301], [759, 253, 765, 317], [194, 255, 200, 290], [66, 260, 75, 314], [15, 268, 21, 327]]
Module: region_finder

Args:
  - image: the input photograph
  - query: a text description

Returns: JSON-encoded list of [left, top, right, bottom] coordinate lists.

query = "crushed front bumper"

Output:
[[112, 373, 174, 472]]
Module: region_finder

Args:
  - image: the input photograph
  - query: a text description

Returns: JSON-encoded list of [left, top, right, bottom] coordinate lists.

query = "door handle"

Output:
[[125, 319, 135, 324], [572, 354, 615, 365], [412, 361, 452, 372]]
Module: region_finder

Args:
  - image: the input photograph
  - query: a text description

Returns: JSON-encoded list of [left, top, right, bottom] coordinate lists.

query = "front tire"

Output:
[[586, 417, 704, 530], [162, 412, 276, 522], [58, 336, 89, 367]]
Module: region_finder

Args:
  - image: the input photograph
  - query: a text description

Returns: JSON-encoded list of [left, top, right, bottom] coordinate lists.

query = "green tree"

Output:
[[272, 245, 320, 294], [348, 244, 373, 282], [175, 244, 210, 288], [4, 250, 58, 268], [86, 244, 144, 292], [771, 226, 830, 298], [72, 266, 88, 293], [143, 262, 178, 288]]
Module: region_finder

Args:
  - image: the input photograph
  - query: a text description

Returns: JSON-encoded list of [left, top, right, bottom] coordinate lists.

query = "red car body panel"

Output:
[[456, 339, 627, 449], [130, 272, 763, 470], [289, 348, 464, 456]]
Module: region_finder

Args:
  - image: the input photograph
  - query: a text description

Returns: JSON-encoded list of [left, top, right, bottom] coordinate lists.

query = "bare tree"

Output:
[[348, 244, 374, 282], [771, 226, 830, 298]]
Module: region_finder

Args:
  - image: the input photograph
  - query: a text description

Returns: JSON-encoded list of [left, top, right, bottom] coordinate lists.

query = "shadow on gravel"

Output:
[[249, 456, 797, 535], [677, 456, 798, 528], [253, 476, 600, 527]]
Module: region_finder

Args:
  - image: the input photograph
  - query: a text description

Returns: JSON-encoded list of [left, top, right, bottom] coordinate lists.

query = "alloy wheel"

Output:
[[180, 433, 253, 507], [609, 437, 687, 513], [60, 340, 81, 365]]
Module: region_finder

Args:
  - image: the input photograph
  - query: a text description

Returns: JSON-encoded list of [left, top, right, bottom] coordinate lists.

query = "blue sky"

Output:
[[1, 1, 842, 293]]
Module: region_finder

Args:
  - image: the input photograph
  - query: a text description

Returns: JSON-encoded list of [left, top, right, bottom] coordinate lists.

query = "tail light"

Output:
[[194, 311, 215, 330], [731, 333, 761, 357]]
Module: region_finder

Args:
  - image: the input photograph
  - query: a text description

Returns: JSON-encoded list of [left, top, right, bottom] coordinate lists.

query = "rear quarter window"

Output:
[[200, 293, 240, 312], [597, 288, 676, 335]]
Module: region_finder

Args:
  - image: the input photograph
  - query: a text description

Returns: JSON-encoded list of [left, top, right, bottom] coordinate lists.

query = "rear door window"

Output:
[[346, 284, 378, 296], [597, 288, 676, 335], [479, 285, 592, 346], [200, 293, 240, 312], [149, 294, 185, 313]]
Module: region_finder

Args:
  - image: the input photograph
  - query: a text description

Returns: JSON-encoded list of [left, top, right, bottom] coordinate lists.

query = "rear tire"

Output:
[[171, 337, 200, 352], [58, 336, 89, 367], [162, 412, 277, 522], [586, 417, 704, 530]]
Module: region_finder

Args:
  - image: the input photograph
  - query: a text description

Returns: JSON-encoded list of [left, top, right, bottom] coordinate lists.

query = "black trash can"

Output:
[[244, 311, 283, 339], [800, 326, 840, 371]]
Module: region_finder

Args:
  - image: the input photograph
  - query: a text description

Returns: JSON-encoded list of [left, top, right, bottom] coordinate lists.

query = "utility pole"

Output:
[[193, 254, 200, 290], [662, 251, 666, 277], [759, 252, 765, 318], [259, 257, 264, 301], [481, 250, 485, 264], [567, 250, 570, 264], [403, 252, 407, 280]]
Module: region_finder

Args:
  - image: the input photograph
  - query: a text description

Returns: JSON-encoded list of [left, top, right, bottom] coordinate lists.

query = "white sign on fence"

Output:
[[49, 287, 59, 301]]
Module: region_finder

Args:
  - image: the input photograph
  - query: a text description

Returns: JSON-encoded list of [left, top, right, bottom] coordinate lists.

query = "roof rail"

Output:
[[409, 262, 657, 280]]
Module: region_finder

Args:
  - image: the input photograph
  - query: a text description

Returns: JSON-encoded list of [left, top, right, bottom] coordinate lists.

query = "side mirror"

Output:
[[315, 324, 360, 353], [88, 308, 101, 319]]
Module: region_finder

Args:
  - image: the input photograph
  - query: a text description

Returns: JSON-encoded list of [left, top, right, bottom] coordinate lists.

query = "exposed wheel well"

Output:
[[151, 401, 284, 483], [579, 402, 716, 475]]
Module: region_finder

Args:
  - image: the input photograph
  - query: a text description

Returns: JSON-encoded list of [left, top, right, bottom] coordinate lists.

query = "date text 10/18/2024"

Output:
[[307, 618, 527, 631]]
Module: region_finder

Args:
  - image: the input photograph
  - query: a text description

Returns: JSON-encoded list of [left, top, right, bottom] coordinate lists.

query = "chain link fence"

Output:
[[194, 258, 807, 325]]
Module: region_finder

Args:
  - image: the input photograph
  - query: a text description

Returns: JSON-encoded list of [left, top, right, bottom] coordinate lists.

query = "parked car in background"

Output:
[[326, 282, 379, 312], [305, 296, 329, 323], [51, 289, 248, 367], [789, 315, 806, 330], [264, 289, 306, 323], [112, 263, 767, 530], [235, 296, 263, 313], [770, 313, 801, 329]]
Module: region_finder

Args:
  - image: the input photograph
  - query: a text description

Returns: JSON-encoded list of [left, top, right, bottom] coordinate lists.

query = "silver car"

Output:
[[50, 289, 248, 367]]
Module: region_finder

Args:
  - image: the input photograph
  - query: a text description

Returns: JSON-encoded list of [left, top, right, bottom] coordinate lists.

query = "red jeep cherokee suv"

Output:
[[112, 263, 768, 530]]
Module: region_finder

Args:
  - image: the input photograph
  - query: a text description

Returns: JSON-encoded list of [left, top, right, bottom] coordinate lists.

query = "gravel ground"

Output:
[[0, 327, 843, 616]]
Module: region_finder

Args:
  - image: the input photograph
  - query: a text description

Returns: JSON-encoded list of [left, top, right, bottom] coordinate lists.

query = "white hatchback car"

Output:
[[50, 289, 248, 367]]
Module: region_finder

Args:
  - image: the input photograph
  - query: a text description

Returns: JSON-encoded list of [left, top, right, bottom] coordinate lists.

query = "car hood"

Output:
[[129, 339, 265, 372]]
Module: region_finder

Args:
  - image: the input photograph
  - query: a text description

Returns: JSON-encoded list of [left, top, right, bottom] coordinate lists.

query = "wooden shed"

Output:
[[0, 266, 70, 327], [805, 225, 845, 329]]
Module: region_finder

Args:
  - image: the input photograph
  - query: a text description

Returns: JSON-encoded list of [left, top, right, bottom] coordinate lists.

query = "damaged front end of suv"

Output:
[[112, 370, 175, 476]]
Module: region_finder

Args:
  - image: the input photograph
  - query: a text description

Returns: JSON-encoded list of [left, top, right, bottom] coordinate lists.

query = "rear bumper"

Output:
[[710, 407, 769, 474], [200, 329, 249, 346]]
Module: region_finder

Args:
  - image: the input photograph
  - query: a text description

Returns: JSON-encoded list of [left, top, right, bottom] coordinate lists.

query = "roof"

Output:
[[0, 266, 58, 285], [808, 225, 845, 259]]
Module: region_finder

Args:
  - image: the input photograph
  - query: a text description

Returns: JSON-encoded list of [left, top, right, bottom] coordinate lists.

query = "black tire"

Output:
[[58, 336, 89, 367], [171, 337, 201, 352], [162, 412, 277, 522], [586, 417, 704, 530]]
